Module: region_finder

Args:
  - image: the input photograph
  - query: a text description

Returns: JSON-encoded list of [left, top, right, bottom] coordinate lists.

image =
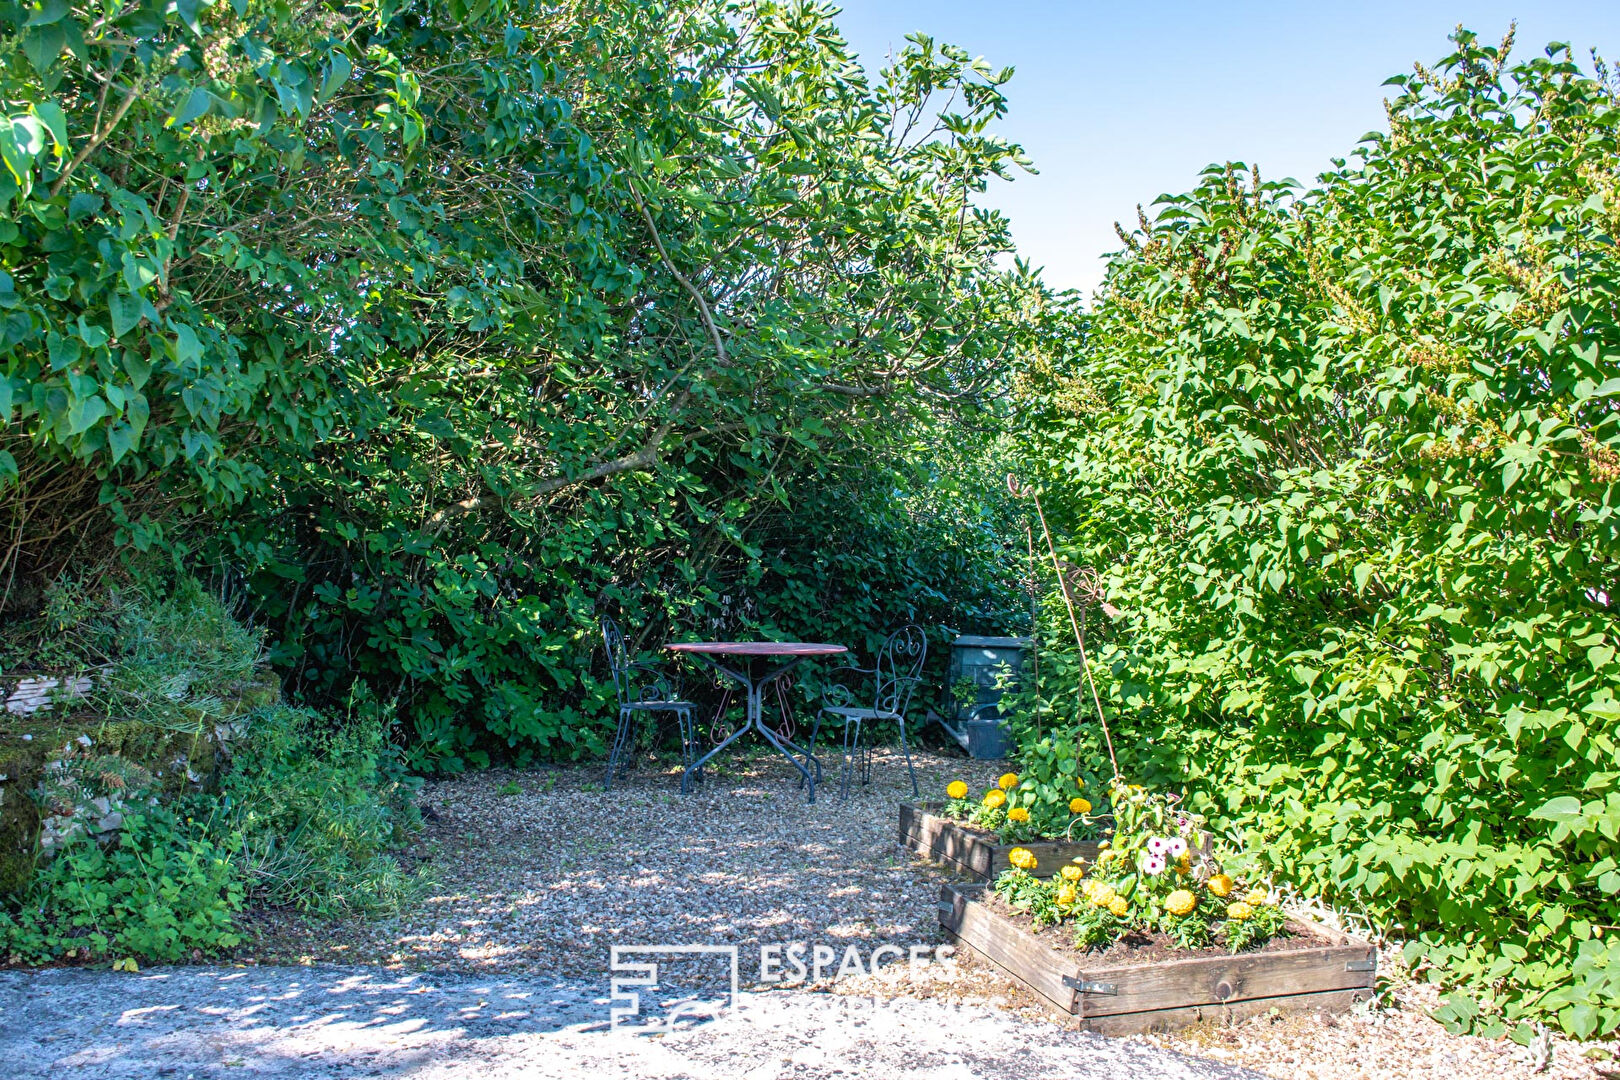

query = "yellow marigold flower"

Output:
[[1008, 806, 1031, 823], [1056, 883, 1078, 906], [946, 780, 968, 800], [1069, 797, 1092, 815], [998, 772, 1020, 790], [1244, 888, 1268, 905], [1008, 847, 1038, 871], [1164, 889, 1197, 917], [1207, 874, 1234, 898], [1089, 883, 1117, 907], [1060, 864, 1084, 882], [1226, 902, 1254, 921], [1108, 895, 1130, 918], [983, 788, 1007, 809]]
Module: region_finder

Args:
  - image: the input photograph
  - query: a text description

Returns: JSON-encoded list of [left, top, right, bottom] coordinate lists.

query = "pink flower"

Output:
[[1166, 836, 1188, 858], [1147, 837, 1169, 856], [1141, 854, 1167, 876]]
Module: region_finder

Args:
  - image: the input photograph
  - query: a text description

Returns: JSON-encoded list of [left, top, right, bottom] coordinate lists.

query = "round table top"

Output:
[[665, 641, 848, 657]]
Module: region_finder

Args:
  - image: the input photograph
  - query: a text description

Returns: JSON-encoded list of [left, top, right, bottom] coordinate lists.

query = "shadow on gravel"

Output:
[[0, 965, 607, 1079], [0, 964, 1265, 1080]]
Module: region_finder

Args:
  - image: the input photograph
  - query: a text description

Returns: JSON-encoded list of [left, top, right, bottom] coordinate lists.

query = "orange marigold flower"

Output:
[[983, 788, 1007, 809], [998, 773, 1020, 790], [946, 780, 969, 800], [1008, 806, 1030, 823]]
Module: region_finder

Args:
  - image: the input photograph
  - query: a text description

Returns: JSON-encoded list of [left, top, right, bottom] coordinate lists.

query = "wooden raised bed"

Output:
[[899, 801, 1100, 879], [939, 882, 1377, 1035]]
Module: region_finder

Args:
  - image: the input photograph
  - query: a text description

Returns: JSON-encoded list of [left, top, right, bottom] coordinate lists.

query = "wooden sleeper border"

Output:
[[898, 801, 1099, 879], [938, 882, 1377, 1035]]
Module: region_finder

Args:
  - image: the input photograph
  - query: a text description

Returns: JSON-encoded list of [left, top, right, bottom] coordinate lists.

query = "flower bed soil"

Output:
[[897, 801, 1100, 879], [939, 882, 1377, 1036], [980, 888, 1315, 966]]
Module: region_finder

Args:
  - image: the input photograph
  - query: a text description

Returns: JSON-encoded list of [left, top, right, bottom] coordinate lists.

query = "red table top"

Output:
[[665, 641, 848, 657]]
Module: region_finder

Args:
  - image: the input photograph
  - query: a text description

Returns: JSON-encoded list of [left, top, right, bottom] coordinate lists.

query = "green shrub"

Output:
[[221, 704, 422, 917], [0, 804, 242, 964], [1015, 31, 1620, 1039]]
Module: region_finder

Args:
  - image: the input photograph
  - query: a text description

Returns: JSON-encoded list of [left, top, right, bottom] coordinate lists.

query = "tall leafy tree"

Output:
[[1018, 30, 1620, 1038]]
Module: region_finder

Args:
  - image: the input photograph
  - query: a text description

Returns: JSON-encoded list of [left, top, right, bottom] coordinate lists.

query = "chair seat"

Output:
[[624, 699, 694, 710], [822, 706, 901, 722]]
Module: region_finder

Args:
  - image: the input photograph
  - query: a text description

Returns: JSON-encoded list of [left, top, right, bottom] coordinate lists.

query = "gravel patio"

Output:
[[229, 746, 1614, 1079]]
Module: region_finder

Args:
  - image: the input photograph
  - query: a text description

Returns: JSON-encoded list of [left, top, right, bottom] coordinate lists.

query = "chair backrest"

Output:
[[875, 624, 927, 717], [601, 614, 632, 709]]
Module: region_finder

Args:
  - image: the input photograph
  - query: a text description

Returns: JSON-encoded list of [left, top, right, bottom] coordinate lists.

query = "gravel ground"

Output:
[[229, 747, 1618, 1079], [0, 964, 1260, 1080], [250, 745, 1010, 981]]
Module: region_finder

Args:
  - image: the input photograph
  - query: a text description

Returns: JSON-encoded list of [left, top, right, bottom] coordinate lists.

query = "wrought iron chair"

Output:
[[805, 624, 927, 800], [601, 615, 698, 791]]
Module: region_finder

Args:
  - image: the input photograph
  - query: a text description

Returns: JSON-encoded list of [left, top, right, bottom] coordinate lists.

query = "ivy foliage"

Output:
[[1, 0, 1035, 766], [1016, 31, 1620, 1039]]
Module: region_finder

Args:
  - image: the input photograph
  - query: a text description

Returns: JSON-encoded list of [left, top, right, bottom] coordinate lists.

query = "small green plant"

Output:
[[221, 705, 422, 917], [938, 753, 1100, 844], [0, 804, 243, 964], [498, 780, 522, 796]]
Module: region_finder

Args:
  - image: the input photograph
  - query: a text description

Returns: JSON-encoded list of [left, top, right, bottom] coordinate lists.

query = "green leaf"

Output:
[[1352, 562, 1373, 592], [320, 51, 353, 103], [1528, 796, 1582, 822], [23, 22, 68, 74], [176, 0, 203, 33], [107, 422, 136, 464], [0, 449, 16, 488], [32, 101, 68, 154], [64, 394, 107, 436], [0, 115, 46, 184], [122, 252, 158, 292], [170, 87, 213, 128], [109, 292, 144, 336], [23, 0, 69, 25]]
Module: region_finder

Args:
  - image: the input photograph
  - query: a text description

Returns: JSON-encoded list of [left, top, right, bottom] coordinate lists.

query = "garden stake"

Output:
[[1008, 474, 1119, 781]]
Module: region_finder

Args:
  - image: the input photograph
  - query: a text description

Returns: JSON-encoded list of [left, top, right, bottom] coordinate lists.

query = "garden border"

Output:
[[898, 801, 1100, 879], [938, 882, 1377, 1035]]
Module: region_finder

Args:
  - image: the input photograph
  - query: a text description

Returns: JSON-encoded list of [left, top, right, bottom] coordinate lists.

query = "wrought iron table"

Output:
[[666, 641, 847, 803]]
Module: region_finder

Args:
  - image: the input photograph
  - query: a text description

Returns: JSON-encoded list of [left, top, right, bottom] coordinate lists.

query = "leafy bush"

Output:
[[221, 704, 421, 916], [1014, 31, 1620, 1038], [0, 804, 242, 964]]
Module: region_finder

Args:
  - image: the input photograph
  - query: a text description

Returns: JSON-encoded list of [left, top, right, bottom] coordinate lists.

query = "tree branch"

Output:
[[628, 183, 728, 365]]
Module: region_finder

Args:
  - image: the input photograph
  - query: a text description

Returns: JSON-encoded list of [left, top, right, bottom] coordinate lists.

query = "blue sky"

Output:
[[832, 2, 1620, 295]]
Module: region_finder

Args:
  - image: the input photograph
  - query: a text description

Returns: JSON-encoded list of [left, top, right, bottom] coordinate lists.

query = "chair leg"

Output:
[[607, 708, 634, 790], [677, 706, 694, 794], [897, 714, 918, 798], [839, 717, 861, 801]]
